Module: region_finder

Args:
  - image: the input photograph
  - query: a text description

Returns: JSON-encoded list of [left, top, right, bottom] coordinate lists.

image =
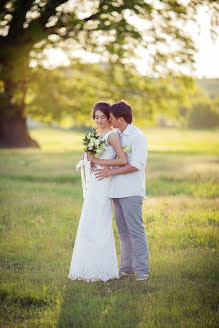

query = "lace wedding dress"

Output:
[[68, 130, 119, 282]]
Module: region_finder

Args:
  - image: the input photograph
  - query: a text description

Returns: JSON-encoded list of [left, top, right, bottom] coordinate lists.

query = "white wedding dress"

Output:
[[68, 130, 119, 282]]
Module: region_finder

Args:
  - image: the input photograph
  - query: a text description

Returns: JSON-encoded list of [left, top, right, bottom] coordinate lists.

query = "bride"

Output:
[[68, 101, 127, 282]]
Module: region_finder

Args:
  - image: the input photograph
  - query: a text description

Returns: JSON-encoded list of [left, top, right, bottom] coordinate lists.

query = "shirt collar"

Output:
[[117, 123, 133, 136]]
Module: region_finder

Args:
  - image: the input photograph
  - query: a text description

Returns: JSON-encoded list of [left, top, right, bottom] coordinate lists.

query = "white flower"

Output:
[[96, 149, 102, 153], [88, 147, 93, 150], [88, 142, 94, 147], [87, 133, 91, 139], [95, 139, 100, 146]]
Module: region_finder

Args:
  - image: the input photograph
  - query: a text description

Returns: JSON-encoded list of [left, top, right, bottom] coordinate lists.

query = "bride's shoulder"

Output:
[[108, 129, 119, 138], [107, 130, 120, 145], [108, 129, 119, 136]]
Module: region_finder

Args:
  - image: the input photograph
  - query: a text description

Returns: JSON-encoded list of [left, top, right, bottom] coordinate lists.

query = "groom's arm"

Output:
[[111, 164, 138, 175], [94, 164, 137, 180], [94, 133, 147, 180]]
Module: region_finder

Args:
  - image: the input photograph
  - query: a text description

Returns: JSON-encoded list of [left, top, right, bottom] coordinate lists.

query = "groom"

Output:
[[95, 100, 149, 281]]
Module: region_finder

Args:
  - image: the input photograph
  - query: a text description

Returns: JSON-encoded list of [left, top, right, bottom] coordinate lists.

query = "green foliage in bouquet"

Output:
[[82, 130, 107, 158]]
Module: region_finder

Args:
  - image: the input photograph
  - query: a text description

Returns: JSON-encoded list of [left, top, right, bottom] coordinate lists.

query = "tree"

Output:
[[27, 62, 195, 127], [0, 0, 218, 147], [179, 87, 219, 129]]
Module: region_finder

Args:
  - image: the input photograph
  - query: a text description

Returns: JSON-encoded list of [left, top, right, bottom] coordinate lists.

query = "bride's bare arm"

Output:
[[88, 133, 128, 166]]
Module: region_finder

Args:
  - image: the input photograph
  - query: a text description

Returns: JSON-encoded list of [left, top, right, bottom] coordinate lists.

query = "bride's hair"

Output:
[[92, 101, 111, 120]]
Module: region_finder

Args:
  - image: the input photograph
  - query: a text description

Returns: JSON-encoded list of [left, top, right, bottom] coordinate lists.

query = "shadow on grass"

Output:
[[57, 277, 156, 328], [1, 174, 218, 198], [0, 174, 80, 184], [148, 176, 219, 198], [56, 249, 218, 328]]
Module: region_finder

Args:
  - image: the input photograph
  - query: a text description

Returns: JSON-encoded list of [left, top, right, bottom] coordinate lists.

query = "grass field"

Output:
[[0, 127, 218, 328]]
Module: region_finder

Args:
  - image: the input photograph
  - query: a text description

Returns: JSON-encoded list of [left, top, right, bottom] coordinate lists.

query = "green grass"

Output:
[[0, 127, 218, 328]]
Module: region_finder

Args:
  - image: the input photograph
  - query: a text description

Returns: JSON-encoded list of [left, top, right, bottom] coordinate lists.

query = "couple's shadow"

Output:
[[56, 275, 154, 328]]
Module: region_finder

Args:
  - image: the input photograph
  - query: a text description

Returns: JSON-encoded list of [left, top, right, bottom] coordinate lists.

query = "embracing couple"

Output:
[[68, 100, 149, 282]]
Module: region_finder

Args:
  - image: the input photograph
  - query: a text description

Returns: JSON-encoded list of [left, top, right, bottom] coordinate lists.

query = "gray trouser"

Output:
[[112, 196, 149, 275]]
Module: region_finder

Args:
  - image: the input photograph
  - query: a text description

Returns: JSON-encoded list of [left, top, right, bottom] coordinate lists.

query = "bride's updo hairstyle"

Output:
[[92, 101, 111, 120]]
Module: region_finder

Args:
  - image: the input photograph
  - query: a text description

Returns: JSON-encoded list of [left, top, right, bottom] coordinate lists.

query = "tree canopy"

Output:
[[1, 1, 218, 72], [0, 0, 218, 147]]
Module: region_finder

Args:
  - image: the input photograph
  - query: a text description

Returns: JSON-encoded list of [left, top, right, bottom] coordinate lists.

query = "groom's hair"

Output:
[[92, 101, 111, 120], [109, 100, 133, 123]]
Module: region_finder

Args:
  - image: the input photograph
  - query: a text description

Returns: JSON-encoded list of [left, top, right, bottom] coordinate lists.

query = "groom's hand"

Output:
[[95, 166, 111, 180]]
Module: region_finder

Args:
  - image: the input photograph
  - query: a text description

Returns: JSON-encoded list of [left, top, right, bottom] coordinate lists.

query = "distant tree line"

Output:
[[27, 62, 219, 130], [26, 62, 196, 128], [179, 87, 219, 129]]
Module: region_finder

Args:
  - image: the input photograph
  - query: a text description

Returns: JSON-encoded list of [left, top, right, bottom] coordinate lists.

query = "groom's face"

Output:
[[109, 113, 120, 128]]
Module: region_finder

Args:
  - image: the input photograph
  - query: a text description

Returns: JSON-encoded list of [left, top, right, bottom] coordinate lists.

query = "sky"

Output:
[[187, 6, 219, 78], [45, 6, 219, 79]]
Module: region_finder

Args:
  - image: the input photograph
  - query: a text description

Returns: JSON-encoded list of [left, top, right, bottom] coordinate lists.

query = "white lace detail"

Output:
[[68, 273, 119, 283]]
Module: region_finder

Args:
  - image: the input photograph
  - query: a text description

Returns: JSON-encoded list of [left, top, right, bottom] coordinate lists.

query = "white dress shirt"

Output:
[[109, 123, 148, 199]]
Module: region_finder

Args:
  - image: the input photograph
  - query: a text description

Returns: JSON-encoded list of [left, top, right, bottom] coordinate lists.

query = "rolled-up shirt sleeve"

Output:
[[129, 134, 148, 171]]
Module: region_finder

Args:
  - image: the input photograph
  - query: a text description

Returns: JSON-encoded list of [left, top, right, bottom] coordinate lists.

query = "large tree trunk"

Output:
[[0, 50, 40, 148], [0, 110, 39, 148]]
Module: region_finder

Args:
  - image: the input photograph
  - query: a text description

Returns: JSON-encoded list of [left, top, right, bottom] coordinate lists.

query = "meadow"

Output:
[[0, 127, 218, 328]]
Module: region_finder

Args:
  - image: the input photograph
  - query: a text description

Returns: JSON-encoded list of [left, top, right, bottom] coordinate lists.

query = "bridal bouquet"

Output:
[[82, 130, 107, 158]]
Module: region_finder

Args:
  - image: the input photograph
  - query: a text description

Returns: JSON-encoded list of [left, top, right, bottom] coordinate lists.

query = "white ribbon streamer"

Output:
[[76, 154, 90, 199]]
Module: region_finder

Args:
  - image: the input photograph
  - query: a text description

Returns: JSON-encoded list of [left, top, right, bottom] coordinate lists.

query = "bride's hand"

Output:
[[87, 152, 97, 163]]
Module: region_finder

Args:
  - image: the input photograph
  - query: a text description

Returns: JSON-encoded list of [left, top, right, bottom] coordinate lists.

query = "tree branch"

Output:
[[0, 0, 8, 13], [83, 4, 126, 22], [8, 0, 34, 38], [37, 0, 68, 28]]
